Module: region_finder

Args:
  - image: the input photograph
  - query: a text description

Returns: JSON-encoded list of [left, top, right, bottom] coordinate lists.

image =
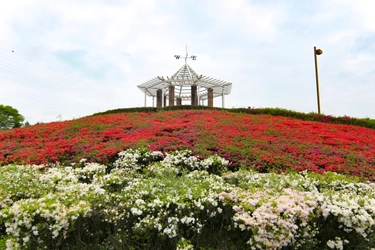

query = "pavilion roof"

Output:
[[137, 63, 232, 100]]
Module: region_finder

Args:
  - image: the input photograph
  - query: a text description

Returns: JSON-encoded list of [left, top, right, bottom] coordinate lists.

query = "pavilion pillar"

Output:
[[221, 87, 225, 108], [177, 97, 182, 106], [169, 85, 175, 106], [207, 88, 213, 107], [156, 89, 163, 108], [191, 85, 198, 106]]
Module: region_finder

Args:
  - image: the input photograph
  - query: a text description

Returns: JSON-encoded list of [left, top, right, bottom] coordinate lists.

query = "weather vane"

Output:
[[174, 45, 197, 63]]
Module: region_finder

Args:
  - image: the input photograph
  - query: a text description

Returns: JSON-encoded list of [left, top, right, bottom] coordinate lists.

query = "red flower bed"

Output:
[[1, 110, 375, 179]]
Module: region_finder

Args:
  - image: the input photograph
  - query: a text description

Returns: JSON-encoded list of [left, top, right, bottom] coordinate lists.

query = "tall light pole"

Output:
[[314, 46, 323, 114]]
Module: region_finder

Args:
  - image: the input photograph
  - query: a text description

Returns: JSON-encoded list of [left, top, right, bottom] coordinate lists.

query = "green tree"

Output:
[[0, 104, 25, 130]]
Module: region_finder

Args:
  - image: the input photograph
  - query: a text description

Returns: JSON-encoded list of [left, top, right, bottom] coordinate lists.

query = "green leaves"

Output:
[[0, 104, 24, 130]]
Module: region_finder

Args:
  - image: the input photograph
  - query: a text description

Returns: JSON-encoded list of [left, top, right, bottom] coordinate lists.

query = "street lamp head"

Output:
[[315, 48, 323, 55]]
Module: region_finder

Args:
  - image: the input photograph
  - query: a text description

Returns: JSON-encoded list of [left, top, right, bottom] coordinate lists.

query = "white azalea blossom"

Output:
[[0, 149, 374, 249]]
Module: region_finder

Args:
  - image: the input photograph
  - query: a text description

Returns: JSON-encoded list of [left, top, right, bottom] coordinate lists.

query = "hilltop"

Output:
[[1, 107, 374, 180]]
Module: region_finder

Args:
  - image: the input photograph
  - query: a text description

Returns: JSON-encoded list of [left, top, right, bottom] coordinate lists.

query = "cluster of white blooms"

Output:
[[320, 186, 375, 239], [161, 150, 201, 171], [102, 167, 233, 240], [176, 237, 195, 250], [0, 165, 48, 208], [1, 149, 375, 249], [161, 150, 229, 174], [113, 148, 164, 171], [2, 193, 93, 249], [219, 188, 320, 249], [222, 170, 375, 249], [0, 163, 103, 249], [200, 154, 230, 174], [326, 237, 348, 250], [73, 162, 107, 180], [82, 148, 233, 246], [114, 148, 230, 175]]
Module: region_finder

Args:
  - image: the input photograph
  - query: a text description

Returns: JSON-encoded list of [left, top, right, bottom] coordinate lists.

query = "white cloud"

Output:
[[331, 0, 375, 32], [206, 0, 285, 42]]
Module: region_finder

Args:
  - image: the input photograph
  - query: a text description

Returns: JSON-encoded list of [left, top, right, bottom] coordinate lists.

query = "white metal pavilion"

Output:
[[137, 51, 232, 108]]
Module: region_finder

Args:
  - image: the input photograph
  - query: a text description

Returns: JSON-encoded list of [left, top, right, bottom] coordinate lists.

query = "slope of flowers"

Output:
[[0, 149, 374, 249], [1, 110, 375, 179]]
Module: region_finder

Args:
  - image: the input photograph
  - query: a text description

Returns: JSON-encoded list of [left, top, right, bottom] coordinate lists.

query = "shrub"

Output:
[[1, 149, 375, 249]]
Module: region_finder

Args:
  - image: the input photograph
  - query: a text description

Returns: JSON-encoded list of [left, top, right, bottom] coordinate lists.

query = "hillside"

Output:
[[1, 108, 375, 249], [1, 108, 374, 180]]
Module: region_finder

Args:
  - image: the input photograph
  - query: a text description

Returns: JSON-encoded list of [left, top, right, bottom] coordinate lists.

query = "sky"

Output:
[[1, 0, 375, 124]]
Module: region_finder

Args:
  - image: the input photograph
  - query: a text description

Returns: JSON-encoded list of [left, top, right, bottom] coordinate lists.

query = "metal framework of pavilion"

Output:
[[137, 49, 232, 108]]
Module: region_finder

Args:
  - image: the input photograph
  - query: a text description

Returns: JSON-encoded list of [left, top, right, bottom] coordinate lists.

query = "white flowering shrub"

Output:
[[219, 188, 320, 249], [100, 169, 234, 248], [0, 149, 374, 249], [222, 170, 375, 249], [161, 149, 229, 174], [113, 147, 164, 171], [0, 163, 105, 249]]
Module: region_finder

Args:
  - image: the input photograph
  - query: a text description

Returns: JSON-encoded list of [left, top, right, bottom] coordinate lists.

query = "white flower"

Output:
[[79, 158, 87, 163], [130, 207, 143, 216]]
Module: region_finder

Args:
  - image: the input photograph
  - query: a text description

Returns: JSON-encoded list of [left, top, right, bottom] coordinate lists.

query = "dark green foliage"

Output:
[[0, 104, 25, 130]]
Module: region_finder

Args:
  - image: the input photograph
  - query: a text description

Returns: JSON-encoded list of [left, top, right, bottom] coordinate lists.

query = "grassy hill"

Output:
[[1, 107, 374, 180]]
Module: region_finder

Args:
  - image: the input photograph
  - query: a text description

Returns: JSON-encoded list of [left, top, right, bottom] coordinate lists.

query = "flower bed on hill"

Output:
[[1, 110, 375, 180], [0, 149, 374, 249]]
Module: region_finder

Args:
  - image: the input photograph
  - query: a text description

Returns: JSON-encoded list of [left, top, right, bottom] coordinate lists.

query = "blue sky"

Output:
[[1, 0, 375, 124]]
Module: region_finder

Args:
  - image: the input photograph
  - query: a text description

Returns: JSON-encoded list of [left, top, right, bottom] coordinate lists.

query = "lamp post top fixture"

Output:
[[315, 46, 323, 55], [174, 45, 197, 63]]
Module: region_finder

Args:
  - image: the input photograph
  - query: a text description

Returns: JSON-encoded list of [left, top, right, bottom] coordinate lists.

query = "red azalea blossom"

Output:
[[1, 110, 374, 180]]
